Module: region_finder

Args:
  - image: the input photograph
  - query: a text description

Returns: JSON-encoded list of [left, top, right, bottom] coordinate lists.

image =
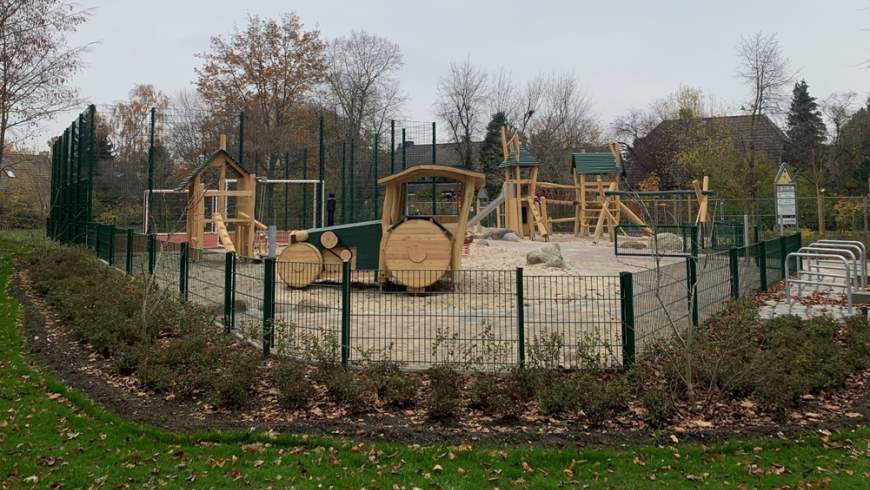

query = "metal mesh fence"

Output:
[[110, 228, 124, 268], [615, 224, 698, 257], [632, 261, 691, 357], [130, 233, 149, 277], [766, 240, 784, 284], [696, 251, 732, 324], [738, 243, 762, 296], [272, 263, 342, 360], [186, 250, 226, 318], [346, 270, 517, 369], [152, 240, 181, 294], [232, 256, 266, 343], [524, 274, 622, 368]]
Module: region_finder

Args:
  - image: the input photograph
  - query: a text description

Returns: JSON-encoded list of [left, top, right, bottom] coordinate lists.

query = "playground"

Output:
[[50, 105, 806, 373]]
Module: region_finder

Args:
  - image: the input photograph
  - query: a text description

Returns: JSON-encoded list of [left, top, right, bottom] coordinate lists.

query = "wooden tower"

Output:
[[571, 145, 623, 239], [176, 136, 258, 257], [499, 128, 548, 240]]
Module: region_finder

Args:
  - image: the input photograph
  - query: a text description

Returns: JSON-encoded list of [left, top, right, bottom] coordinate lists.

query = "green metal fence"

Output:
[[621, 232, 802, 364], [45, 203, 803, 371], [614, 223, 700, 257]]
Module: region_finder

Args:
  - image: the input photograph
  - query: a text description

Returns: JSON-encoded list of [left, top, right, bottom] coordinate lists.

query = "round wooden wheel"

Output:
[[382, 219, 451, 289], [277, 242, 323, 288], [322, 246, 353, 281]]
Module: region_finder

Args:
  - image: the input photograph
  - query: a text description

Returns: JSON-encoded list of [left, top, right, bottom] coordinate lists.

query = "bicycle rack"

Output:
[[811, 240, 866, 287], [785, 251, 853, 314]]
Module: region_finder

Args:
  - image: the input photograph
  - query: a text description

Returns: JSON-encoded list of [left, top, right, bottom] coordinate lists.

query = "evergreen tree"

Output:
[[785, 80, 827, 168], [478, 112, 509, 198]]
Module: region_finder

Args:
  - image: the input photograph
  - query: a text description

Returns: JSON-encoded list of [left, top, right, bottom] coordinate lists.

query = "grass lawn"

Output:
[[1, 235, 869, 488]]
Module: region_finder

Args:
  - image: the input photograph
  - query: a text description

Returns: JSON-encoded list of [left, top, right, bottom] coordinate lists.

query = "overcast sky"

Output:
[[38, 0, 870, 146]]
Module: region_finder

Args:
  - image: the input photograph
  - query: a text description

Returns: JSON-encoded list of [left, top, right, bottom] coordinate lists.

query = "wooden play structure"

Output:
[[177, 136, 261, 258], [466, 127, 713, 243], [498, 128, 550, 241], [276, 165, 485, 290]]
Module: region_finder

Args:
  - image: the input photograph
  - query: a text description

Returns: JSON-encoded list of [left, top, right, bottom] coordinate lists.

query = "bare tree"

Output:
[[516, 76, 545, 135], [323, 30, 405, 138], [165, 89, 213, 165], [525, 72, 601, 180], [434, 57, 489, 168], [735, 32, 792, 206], [0, 0, 90, 173], [736, 32, 791, 117], [487, 67, 517, 124], [822, 91, 857, 143]]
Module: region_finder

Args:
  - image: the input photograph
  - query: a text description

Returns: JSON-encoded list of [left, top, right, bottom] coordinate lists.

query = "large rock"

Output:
[[655, 233, 684, 253], [526, 243, 565, 268], [477, 228, 517, 242], [621, 239, 648, 250], [501, 232, 521, 242]]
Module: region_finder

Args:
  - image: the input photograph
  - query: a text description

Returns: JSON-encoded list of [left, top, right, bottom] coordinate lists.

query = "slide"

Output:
[[467, 183, 506, 228]]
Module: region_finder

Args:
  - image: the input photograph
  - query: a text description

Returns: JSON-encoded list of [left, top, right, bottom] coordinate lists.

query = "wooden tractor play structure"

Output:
[[277, 165, 485, 291]]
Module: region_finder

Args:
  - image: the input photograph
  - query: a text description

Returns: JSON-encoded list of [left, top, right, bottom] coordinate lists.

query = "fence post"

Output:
[[125, 228, 133, 275], [758, 240, 768, 292], [179, 242, 189, 300], [108, 225, 116, 266], [778, 235, 787, 283], [147, 234, 156, 275], [516, 266, 525, 369], [224, 252, 235, 333], [729, 247, 740, 299], [262, 257, 275, 356], [341, 259, 351, 367], [687, 257, 699, 327], [95, 223, 102, 259], [619, 272, 635, 368], [864, 195, 868, 233]]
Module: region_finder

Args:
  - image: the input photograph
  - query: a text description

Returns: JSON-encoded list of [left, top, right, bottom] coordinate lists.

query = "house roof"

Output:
[[498, 145, 540, 168], [571, 149, 621, 175], [173, 149, 247, 191], [649, 114, 786, 163], [0, 153, 50, 194]]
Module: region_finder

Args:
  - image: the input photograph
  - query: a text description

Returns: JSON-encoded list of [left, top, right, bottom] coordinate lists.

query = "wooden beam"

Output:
[[212, 212, 236, 253]]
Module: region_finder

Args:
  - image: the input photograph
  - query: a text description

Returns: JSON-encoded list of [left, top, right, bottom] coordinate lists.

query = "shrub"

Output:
[[137, 358, 172, 393], [113, 345, 141, 375], [639, 389, 676, 428], [507, 366, 542, 403], [426, 364, 462, 421], [22, 244, 259, 410], [469, 374, 514, 419], [527, 332, 564, 369], [537, 378, 575, 415], [323, 368, 365, 408], [647, 301, 870, 418], [571, 372, 630, 426], [365, 360, 419, 408], [274, 359, 312, 409]]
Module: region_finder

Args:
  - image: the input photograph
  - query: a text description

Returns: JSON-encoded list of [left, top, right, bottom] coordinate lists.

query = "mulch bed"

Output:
[[10, 270, 870, 447]]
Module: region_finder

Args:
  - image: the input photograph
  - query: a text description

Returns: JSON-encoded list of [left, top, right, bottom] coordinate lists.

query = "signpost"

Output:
[[774, 163, 797, 235]]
